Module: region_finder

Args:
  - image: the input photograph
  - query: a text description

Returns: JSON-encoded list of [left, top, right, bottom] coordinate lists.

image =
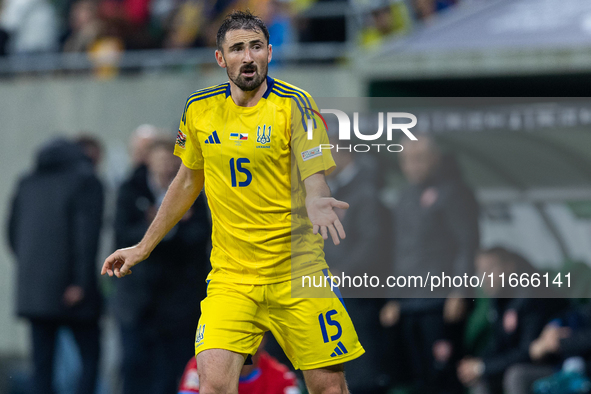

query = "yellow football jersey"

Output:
[[174, 77, 335, 284]]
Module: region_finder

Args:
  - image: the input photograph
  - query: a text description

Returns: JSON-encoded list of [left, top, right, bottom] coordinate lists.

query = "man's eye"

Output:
[[253, 45, 261, 50]]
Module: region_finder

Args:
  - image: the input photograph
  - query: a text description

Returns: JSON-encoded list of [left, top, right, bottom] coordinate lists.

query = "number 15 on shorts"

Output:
[[318, 310, 342, 343]]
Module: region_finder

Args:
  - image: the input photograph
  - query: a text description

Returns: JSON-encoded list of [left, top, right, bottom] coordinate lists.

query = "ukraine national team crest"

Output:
[[195, 324, 205, 346], [256, 125, 271, 145]]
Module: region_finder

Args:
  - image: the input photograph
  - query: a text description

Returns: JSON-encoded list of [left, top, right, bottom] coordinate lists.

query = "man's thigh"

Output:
[[268, 271, 365, 370], [195, 280, 267, 358], [196, 349, 244, 394]]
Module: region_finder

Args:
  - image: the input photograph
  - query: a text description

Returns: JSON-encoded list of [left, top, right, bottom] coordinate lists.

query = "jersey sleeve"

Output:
[[174, 99, 204, 170], [289, 95, 335, 181]]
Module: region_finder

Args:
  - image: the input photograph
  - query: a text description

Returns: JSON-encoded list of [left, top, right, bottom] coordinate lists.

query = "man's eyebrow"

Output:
[[228, 39, 264, 49]]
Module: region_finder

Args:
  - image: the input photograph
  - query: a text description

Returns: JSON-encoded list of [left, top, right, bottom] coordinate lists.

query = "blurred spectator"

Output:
[[0, 0, 58, 54], [357, 0, 411, 49], [163, 0, 275, 49], [457, 247, 568, 394], [177, 335, 301, 394], [7, 137, 104, 394], [413, 0, 457, 21], [87, 20, 125, 79], [380, 135, 479, 393], [324, 146, 392, 393], [112, 137, 210, 394], [62, 0, 102, 52], [501, 301, 591, 394], [76, 134, 104, 168], [150, 0, 180, 29], [324, 140, 391, 282], [130, 123, 161, 168], [163, 0, 207, 49], [267, 0, 295, 55], [0, 0, 470, 61]]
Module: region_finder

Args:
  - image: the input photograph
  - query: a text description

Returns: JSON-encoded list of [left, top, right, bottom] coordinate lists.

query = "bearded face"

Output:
[[216, 28, 271, 92], [228, 59, 268, 92]]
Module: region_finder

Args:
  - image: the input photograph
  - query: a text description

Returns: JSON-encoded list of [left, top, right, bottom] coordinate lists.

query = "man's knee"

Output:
[[198, 368, 239, 394], [304, 364, 349, 394], [315, 386, 348, 394], [198, 377, 238, 394], [307, 383, 349, 394]]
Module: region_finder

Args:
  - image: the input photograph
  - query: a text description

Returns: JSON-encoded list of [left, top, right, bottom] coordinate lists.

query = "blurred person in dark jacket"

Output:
[[457, 247, 567, 394], [129, 124, 161, 169], [76, 134, 103, 169], [501, 300, 591, 394], [380, 135, 479, 393], [7, 137, 104, 394], [112, 137, 210, 394], [324, 146, 392, 394]]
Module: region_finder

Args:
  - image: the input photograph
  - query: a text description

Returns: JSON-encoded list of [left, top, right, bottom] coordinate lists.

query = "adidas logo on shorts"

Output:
[[330, 341, 348, 357]]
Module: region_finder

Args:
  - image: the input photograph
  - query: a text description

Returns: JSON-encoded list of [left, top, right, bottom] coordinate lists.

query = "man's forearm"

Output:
[[304, 172, 331, 202], [137, 165, 204, 256]]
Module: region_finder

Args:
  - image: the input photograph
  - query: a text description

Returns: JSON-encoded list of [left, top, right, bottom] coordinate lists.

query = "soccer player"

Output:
[[102, 10, 364, 394]]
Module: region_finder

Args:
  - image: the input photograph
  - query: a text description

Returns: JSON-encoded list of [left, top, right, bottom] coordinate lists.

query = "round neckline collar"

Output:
[[225, 76, 275, 113]]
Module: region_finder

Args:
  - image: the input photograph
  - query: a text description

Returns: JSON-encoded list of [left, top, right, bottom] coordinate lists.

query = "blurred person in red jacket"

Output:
[[178, 336, 300, 394]]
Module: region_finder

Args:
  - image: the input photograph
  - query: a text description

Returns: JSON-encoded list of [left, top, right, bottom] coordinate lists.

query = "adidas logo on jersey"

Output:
[[204, 131, 221, 144], [330, 341, 348, 357]]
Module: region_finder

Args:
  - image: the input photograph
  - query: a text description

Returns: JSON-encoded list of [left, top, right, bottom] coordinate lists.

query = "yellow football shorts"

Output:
[[194, 270, 364, 370]]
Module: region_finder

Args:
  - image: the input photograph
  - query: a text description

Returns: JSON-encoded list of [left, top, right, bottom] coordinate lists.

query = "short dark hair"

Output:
[[216, 10, 270, 51]]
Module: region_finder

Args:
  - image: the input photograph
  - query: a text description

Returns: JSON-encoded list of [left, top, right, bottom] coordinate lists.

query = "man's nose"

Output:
[[243, 48, 253, 63]]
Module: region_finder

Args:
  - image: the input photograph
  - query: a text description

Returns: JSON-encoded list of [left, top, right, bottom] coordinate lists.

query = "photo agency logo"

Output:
[[303, 107, 418, 152]]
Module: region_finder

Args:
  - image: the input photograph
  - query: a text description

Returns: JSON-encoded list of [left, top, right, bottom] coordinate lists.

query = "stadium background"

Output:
[[3, 0, 591, 392]]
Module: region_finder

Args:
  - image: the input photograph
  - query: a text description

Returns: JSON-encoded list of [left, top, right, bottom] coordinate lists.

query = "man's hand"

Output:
[[529, 323, 571, 361], [306, 196, 349, 245], [63, 285, 84, 307], [101, 245, 150, 278]]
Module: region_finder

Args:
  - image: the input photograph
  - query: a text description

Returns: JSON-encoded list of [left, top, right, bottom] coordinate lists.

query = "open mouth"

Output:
[[241, 68, 257, 78]]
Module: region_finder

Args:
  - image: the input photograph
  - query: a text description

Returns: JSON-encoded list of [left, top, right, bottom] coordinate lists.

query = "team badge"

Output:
[[176, 129, 187, 148], [195, 324, 205, 344], [256, 125, 271, 144]]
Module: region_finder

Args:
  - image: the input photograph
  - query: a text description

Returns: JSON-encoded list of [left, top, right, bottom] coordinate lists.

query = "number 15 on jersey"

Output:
[[229, 158, 252, 187]]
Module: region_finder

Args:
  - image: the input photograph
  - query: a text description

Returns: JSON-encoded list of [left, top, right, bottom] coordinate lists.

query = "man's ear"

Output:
[[215, 49, 226, 68], [267, 44, 273, 64]]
